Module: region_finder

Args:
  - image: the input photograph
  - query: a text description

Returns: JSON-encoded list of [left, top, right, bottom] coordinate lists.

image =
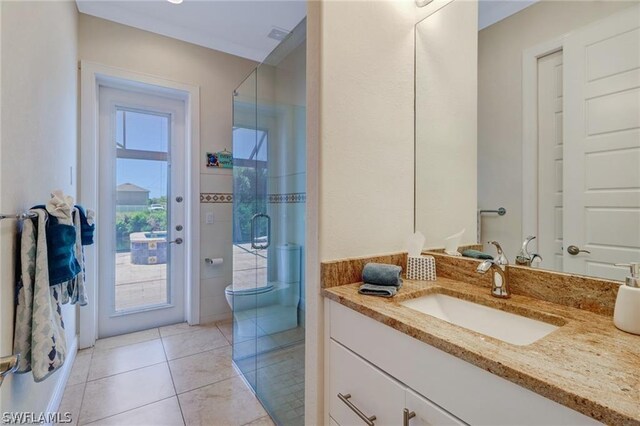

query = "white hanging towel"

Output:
[[13, 209, 67, 382]]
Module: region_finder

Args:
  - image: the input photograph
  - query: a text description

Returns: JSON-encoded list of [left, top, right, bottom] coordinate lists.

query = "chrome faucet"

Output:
[[515, 236, 542, 267], [476, 241, 510, 298]]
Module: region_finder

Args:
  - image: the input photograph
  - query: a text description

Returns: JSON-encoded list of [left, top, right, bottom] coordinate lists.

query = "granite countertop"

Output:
[[323, 278, 640, 425]]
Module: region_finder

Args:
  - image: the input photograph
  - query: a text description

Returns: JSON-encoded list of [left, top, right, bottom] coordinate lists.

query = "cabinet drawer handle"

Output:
[[337, 393, 377, 426], [403, 408, 416, 426]]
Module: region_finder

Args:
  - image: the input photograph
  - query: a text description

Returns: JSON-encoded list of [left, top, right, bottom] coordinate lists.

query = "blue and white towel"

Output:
[[14, 209, 67, 381]]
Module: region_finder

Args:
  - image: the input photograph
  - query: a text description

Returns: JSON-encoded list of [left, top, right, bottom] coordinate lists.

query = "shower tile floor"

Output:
[[58, 321, 278, 426], [236, 344, 305, 425]]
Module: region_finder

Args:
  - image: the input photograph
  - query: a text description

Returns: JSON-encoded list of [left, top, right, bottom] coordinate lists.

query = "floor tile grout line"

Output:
[[75, 348, 94, 426], [161, 334, 187, 426], [173, 371, 242, 396], [79, 395, 178, 426], [161, 338, 231, 362], [93, 334, 159, 353], [91, 334, 162, 353], [159, 322, 228, 340], [84, 359, 168, 383], [216, 323, 233, 345]]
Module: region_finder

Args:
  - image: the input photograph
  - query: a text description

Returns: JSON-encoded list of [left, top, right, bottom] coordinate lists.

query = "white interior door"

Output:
[[98, 85, 187, 337], [537, 50, 564, 271], [563, 4, 640, 281]]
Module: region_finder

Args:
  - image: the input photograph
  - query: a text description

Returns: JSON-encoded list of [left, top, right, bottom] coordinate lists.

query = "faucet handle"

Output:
[[531, 253, 543, 263], [488, 241, 509, 266], [522, 236, 536, 253]]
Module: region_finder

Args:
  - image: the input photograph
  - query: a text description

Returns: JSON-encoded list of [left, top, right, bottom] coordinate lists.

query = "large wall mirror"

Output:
[[416, 0, 640, 282]]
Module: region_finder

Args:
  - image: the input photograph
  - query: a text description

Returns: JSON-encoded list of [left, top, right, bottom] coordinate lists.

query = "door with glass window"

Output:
[[97, 85, 186, 337]]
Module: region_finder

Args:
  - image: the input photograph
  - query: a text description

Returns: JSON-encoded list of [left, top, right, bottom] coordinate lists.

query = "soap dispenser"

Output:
[[613, 263, 640, 335]]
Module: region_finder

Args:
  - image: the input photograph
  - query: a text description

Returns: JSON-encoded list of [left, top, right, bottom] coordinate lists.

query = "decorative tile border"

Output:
[[200, 193, 233, 203], [268, 192, 306, 204], [200, 192, 306, 204]]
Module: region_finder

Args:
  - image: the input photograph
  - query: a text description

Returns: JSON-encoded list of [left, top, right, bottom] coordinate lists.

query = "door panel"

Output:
[[98, 86, 186, 337], [563, 4, 640, 281]]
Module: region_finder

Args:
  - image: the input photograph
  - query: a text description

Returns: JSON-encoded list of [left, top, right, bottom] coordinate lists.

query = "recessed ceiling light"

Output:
[[167, 0, 183, 4]]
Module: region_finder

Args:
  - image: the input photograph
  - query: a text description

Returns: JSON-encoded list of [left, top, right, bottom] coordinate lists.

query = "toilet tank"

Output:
[[277, 243, 301, 283]]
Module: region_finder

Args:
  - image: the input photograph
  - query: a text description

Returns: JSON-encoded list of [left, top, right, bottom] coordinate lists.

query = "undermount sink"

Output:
[[400, 293, 560, 346]]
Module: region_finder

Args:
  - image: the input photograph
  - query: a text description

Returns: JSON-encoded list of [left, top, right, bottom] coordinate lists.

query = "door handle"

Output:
[[567, 245, 590, 256], [250, 213, 271, 250], [169, 238, 183, 245], [403, 408, 416, 426], [0, 354, 20, 387], [337, 393, 376, 426]]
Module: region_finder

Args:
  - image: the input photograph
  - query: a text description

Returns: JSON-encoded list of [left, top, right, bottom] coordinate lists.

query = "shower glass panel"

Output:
[[232, 18, 306, 426], [232, 69, 258, 390]]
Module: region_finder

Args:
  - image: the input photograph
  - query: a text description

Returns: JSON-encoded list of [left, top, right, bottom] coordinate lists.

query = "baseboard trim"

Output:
[[45, 336, 77, 424], [200, 312, 232, 325]]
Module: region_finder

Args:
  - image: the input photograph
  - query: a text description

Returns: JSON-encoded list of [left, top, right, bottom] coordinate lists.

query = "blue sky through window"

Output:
[[117, 159, 168, 199], [116, 110, 169, 199]]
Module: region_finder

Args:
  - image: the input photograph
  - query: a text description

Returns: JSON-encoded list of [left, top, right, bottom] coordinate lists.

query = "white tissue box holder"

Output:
[[407, 255, 436, 281]]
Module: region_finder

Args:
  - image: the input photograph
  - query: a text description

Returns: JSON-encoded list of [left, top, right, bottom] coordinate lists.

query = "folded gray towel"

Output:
[[358, 283, 398, 298], [461, 249, 494, 260], [362, 263, 403, 287]]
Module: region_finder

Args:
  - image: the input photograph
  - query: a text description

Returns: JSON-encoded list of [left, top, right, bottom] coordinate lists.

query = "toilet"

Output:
[[225, 243, 301, 336]]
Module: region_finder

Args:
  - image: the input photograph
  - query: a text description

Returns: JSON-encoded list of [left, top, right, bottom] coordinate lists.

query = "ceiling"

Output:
[[478, 0, 539, 30], [77, 0, 534, 61], [76, 0, 307, 62]]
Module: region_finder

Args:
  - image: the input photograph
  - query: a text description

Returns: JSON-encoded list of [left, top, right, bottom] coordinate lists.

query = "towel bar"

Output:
[[0, 211, 38, 221], [477, 207, 507, 243]]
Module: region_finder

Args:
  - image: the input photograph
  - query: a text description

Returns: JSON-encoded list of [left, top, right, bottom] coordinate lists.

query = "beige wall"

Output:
[[0, 0, 79, 413], [78, 14, 256, 324], [415, 0, 478, 248], [478, 1, 634, 258], [318, 0, 416, 261]]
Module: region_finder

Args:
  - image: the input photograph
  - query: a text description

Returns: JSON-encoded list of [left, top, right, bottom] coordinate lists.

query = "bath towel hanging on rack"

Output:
[[13, 208, 68, 381]]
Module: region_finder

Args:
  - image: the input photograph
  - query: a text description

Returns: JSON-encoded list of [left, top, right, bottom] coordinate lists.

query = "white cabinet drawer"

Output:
[[329, 340, 405, 426], [405, 388, 465, 426]]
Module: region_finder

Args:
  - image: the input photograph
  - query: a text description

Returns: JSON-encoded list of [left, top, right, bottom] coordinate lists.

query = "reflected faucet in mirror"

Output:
[[515, 236, 542, 267], [477, 241, 510, 299]]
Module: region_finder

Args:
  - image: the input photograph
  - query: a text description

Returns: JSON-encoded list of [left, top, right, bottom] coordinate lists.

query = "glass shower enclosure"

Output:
[[231, 19, 306, 426]]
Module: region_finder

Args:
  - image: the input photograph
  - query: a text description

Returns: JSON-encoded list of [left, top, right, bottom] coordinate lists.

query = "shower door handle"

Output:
[[251, 213, 271, 250]]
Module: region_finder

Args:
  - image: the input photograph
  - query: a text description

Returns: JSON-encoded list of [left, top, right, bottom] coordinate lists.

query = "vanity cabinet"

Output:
[[325, 299, 600, 425], [329, 339, 463, 426]]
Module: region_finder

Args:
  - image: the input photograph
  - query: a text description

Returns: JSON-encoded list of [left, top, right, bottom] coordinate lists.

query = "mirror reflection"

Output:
[[416, 0, 640, 282]]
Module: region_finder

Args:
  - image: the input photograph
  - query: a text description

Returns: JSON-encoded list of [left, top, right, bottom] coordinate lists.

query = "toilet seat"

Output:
[[225, 284, 274, 296]]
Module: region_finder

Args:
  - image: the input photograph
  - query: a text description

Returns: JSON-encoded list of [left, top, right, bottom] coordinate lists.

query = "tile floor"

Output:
[[59, 322, 275, 426]]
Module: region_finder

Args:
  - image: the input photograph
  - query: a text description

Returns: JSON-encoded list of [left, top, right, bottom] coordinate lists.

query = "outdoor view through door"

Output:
[[115, 109, 170, 311], [98, 85, 186, 337]]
